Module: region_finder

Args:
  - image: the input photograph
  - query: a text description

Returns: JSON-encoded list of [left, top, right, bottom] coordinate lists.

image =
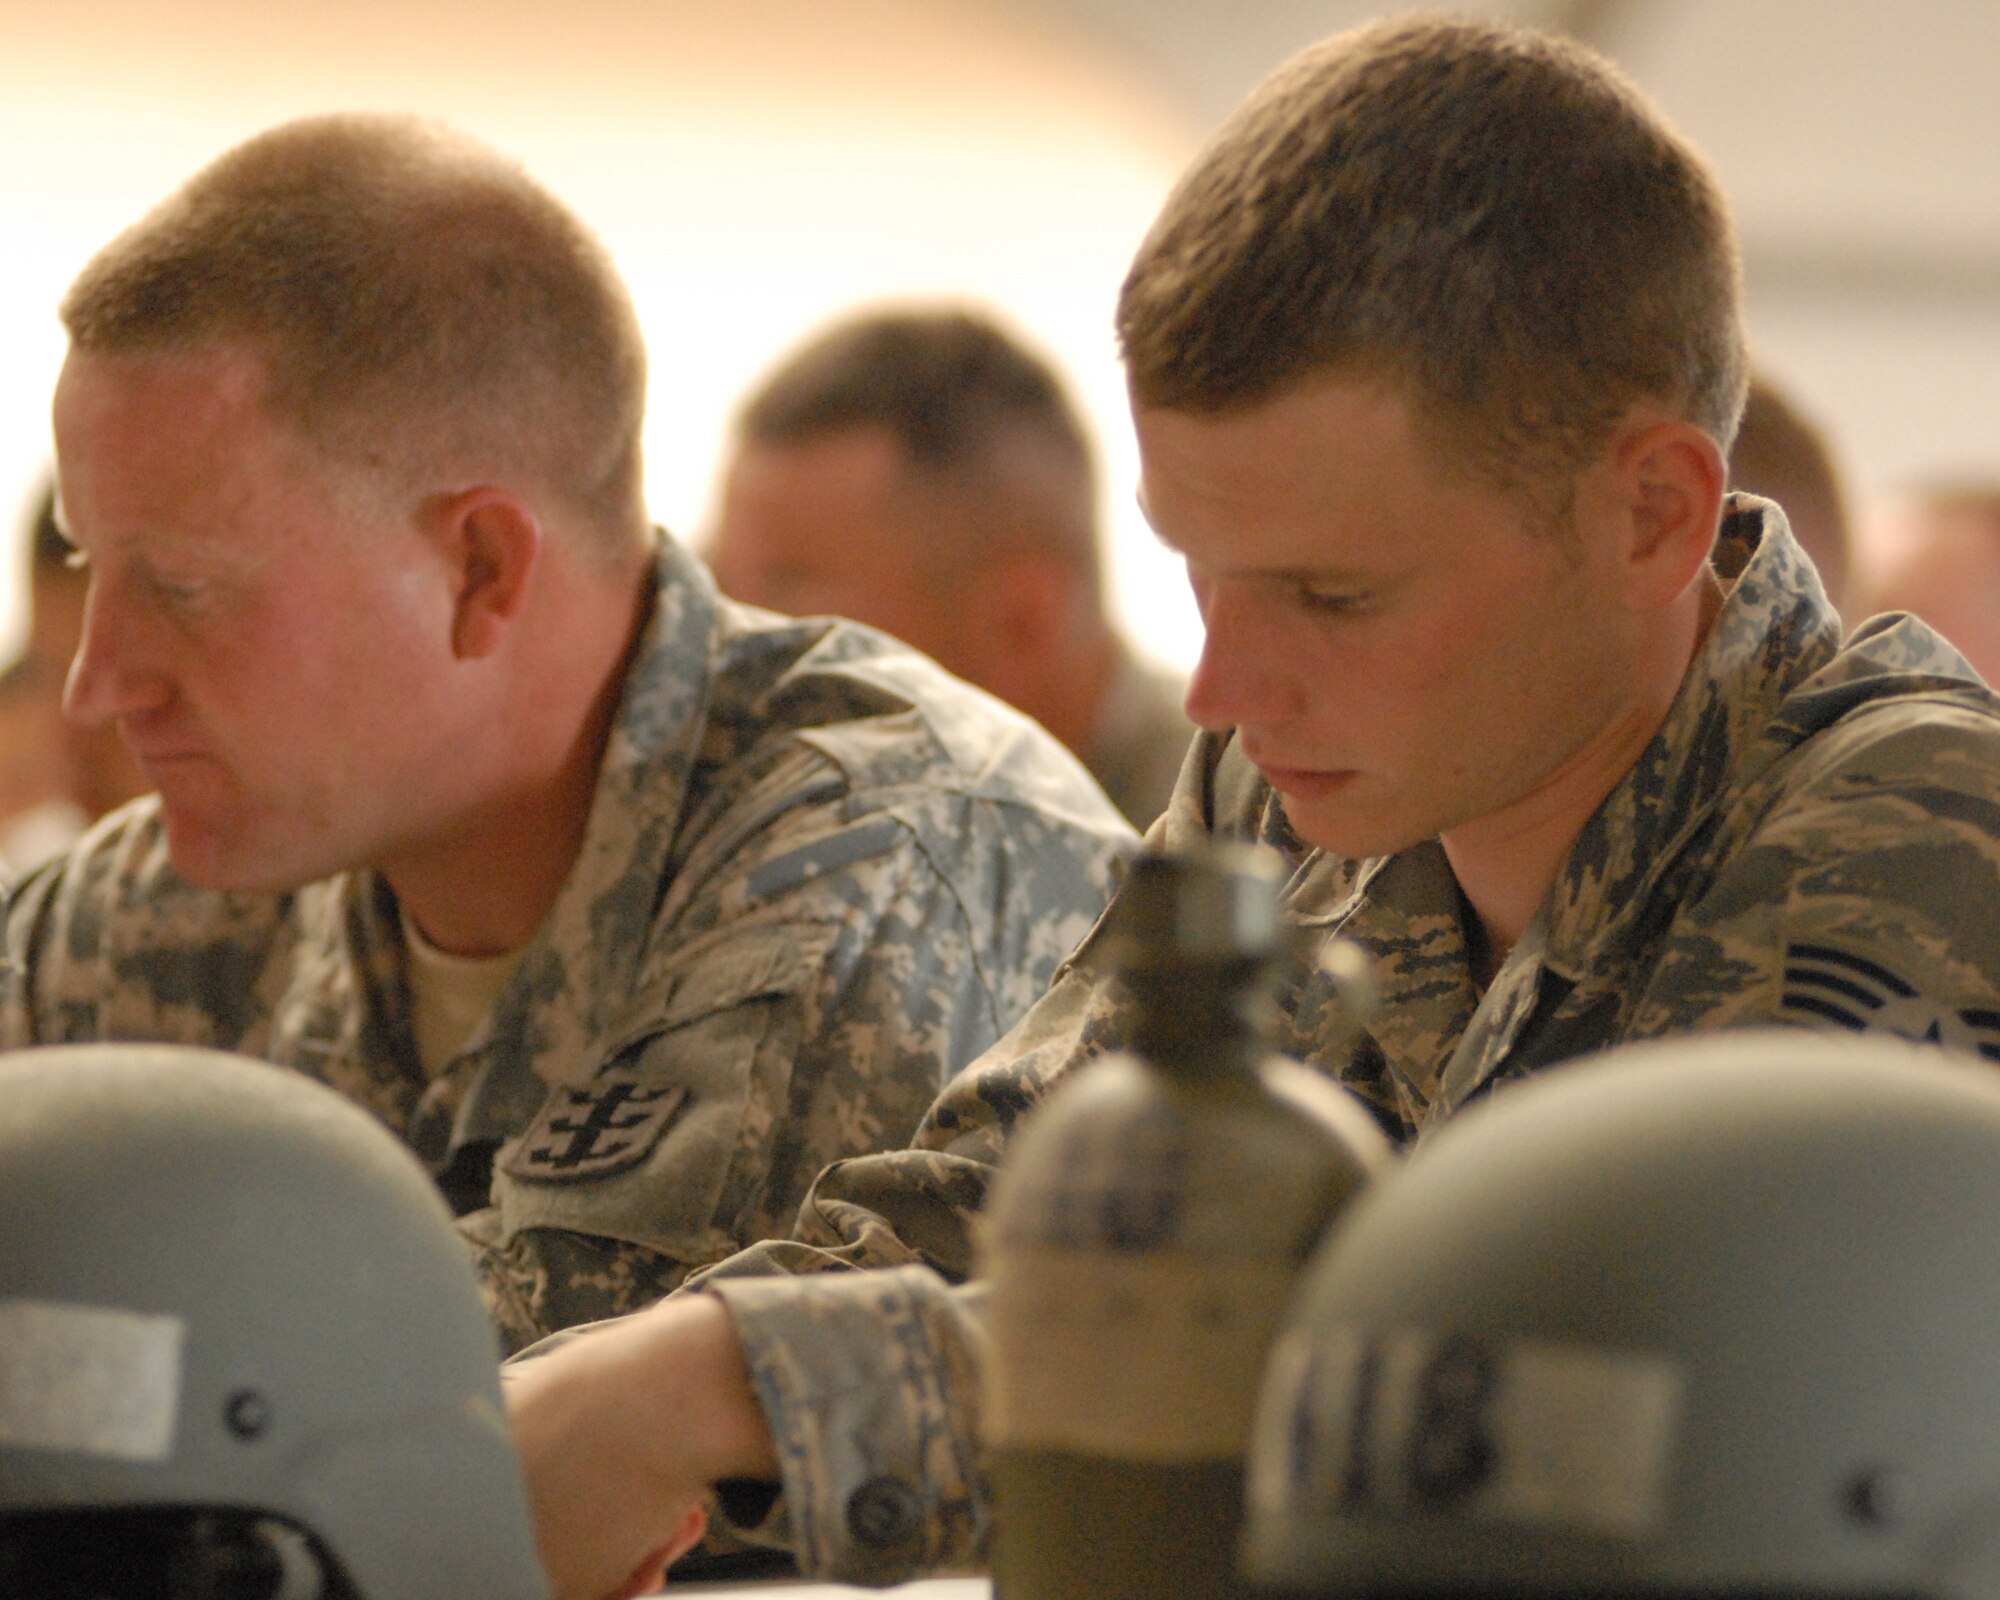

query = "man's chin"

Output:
[[1271, 792, 1432, 861], [160, 817, 309, 895], [162, 841, 253, 893]]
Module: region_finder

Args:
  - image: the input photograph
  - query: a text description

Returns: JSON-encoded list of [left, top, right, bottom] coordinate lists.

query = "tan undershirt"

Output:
[[399, 904, 528, 1079]]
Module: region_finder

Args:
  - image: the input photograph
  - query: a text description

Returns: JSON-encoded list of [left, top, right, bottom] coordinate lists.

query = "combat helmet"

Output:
[[0, 1044, 548, 1599], [1244, 1029, 2000, 1600]]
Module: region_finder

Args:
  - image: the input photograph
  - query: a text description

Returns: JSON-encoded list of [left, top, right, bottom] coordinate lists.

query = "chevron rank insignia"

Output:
[[1781, 942, 2000, 1061], [502, 1070, 688, 1183]]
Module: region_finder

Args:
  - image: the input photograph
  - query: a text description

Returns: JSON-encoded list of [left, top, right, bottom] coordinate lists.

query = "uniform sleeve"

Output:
[[0, 855, 60, 1048], [0, 802, 267, 1054], [465, 776, 1126, 1353], [681, 956, 1111, 1583], [1627, 703, 2000, 1051], [705, 1267, 992, 1584], [493, 955, 1108, 1581]]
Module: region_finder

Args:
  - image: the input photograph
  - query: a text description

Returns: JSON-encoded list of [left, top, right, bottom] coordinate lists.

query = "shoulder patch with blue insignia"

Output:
[[1783, 941, 2000, 1060]]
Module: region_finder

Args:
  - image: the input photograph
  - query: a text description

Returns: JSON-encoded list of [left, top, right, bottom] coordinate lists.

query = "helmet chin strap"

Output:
[[258, 1517, 330, 1600]]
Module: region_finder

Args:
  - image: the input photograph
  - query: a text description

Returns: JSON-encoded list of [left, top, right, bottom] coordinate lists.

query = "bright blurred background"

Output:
[[3, 0, 1998, 672]]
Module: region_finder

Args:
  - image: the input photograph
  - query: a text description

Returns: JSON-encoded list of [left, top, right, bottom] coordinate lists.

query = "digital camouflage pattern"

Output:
[[0, 533, 1134, 1352], [696, 500, 2000, 1584]]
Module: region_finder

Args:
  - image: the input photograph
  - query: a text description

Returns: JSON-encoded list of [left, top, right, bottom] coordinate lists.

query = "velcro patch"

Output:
[[1250, 1325, 1682, 1540], [1781, 941, 2000, 1060], [501, 1070, 688, 1184]]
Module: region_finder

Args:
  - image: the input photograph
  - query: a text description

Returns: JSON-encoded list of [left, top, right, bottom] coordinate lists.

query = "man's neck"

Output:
[[389, 734, 610, 958], [1444, 728, 1656, 990], [1447, 572, 1725, 984], [388, 554, 653, 959]]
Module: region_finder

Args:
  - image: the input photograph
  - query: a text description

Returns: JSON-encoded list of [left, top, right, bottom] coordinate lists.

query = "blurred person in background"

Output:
[[705, 306, 1195, 828], [1727, 370, 1856, 617], [0, 476, 146, 874], [1856, 483, 2000, 683]]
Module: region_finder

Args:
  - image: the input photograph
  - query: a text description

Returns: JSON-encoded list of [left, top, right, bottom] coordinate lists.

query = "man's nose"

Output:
[[63, 579, 164, 729], [1181, 580, 1298, 733]]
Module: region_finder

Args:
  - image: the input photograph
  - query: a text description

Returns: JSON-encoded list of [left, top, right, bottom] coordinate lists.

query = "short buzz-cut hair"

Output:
[[1117, 15, 1747, 497], [60, 113, 648, 541], [733, 306, 1099, 570]]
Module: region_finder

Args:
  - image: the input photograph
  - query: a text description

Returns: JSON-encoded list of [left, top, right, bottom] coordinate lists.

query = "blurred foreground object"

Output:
[[983, 846, 1388, 1599], [1248, 1030, 2000, 1599], [0, 1045, 548, 1599]]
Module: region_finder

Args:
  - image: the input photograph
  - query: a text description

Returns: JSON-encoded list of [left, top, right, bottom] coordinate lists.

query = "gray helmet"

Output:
[[0, 1044, 548, 1599], [1244, 1029, 2000, 1600]]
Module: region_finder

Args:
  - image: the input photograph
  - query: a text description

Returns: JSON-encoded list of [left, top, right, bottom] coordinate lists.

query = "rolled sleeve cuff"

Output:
[[704, 1265, 989, 1585]]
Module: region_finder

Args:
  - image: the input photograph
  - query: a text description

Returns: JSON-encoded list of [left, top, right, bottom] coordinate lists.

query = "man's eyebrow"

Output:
[[1275, 565, 1380, 587]]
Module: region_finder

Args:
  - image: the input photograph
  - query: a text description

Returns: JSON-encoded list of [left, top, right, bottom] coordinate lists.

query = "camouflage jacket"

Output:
[[699, 499, 2000, 1582], [0, 534, 1133, 1351]]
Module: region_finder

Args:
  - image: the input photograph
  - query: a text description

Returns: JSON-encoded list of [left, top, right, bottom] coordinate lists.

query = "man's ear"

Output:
[[425, 487, 543, 660], [1603, 416, 1727, 611]]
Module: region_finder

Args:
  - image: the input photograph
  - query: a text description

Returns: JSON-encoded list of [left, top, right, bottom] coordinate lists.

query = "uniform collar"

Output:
[[1538, 496, 1843, 982], [473, 531, 719, 1086]]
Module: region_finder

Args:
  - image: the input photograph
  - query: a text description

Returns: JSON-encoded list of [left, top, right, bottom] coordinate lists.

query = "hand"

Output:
[[505, 1294, 779, 1599]]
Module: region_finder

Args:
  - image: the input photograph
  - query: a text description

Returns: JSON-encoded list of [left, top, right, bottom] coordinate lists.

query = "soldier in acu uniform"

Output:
[[4, 114, 1133, 1353], [505, 16, 2000, 1596]]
